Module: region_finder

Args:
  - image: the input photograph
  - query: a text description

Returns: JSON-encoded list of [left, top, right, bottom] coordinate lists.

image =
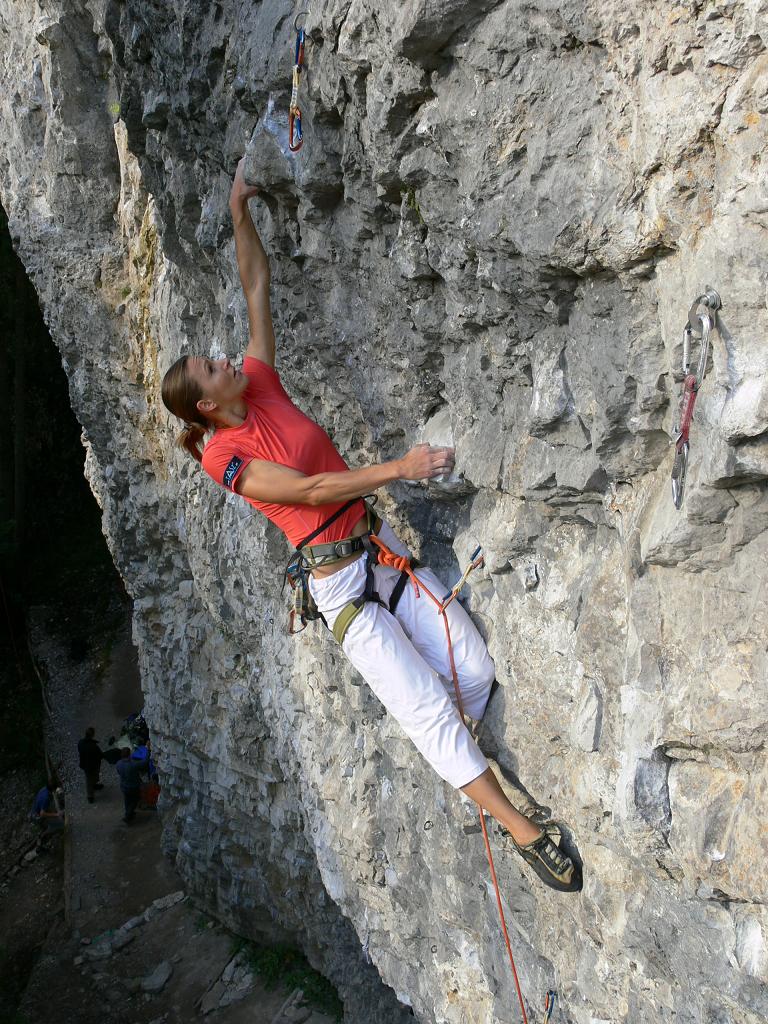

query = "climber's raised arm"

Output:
[[229, 157, 276, 368]]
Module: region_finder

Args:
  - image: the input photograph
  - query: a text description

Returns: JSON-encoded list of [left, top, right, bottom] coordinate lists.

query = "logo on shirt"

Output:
[[223, 455, 244, 490]]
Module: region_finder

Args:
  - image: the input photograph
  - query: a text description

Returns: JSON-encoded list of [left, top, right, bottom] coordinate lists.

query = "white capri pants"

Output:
[[309, 521, 494, 789]]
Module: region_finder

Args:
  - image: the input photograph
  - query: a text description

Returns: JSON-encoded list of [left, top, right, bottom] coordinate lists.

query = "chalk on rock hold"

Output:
[[141, 960, 173, 993], [523, 564, 540, 591], [247, 99, 295, 194], [420, 406, 465, 494]]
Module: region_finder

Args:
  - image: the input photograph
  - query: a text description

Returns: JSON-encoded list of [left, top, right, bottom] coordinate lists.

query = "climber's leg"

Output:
[[310, 555, 580, 891], [309, 527, 581, 891], [333, 600, 488, 788], [462, 768, 581, 892], [461, 768, 541, 844]]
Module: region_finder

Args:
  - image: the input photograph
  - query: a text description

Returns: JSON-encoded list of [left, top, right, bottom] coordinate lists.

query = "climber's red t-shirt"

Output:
[[201, 357, 365, 548]]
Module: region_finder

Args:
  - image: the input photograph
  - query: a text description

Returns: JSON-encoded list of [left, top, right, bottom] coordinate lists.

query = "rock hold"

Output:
[[140, 960, 173, 994]]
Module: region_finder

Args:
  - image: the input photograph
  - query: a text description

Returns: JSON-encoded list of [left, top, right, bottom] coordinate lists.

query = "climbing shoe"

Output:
[[507, 829, 582, 893]]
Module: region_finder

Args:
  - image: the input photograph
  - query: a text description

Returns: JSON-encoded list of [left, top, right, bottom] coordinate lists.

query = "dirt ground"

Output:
[[0, 600, 336, 1024]]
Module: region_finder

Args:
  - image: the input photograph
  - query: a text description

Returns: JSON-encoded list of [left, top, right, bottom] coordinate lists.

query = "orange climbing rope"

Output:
[[369, 534, 530, 1024]]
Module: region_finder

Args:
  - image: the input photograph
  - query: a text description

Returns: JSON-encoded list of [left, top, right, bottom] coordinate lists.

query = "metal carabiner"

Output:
[[294, 26, 306, 67], [682, 287, 721, 386], [671, 438, 689, 510], [288, 106, 303, 151], [293, 9, 309, 33]]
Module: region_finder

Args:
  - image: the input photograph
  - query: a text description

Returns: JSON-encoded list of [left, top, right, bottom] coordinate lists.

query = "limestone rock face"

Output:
[[1, 2, 767, 1021]]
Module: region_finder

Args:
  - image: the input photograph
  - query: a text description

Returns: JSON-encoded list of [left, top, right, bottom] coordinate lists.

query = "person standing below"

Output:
[[32, 781, 64, 825], [77, 727, 103, 804], [116, 747, 143, 824], [31, 781, 65, 848]]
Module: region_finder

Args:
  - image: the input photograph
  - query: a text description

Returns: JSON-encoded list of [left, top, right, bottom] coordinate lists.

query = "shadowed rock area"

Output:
[[1, 1, 767, 1021]]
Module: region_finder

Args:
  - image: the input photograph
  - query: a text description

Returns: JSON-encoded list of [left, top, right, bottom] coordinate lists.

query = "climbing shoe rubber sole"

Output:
[[505, 829, 583, 893]]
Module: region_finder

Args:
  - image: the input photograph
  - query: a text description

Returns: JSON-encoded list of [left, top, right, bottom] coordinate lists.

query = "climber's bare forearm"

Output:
[[230, 199, 269, 290], [230, 198, 276, 366], [235, 445, 455, 506], [236, 460, 402, 507]]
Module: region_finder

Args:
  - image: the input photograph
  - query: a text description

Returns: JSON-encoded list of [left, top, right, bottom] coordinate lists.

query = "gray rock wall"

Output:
[[1, 1, 767, 1021]]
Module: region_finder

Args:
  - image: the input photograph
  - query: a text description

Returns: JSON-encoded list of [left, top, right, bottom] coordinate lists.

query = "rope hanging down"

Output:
[[671, 287, 722, 509], [289, 12, 308, 152], [369, 535, 530, 1024]]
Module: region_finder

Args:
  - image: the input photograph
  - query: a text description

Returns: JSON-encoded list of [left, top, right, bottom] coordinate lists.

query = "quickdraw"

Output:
[[543, 990, 557, 1022], [442, 546, 484, 604], [289, 12, 308, 152], [671, 287, 722, 509], [285, 560, 321, 634]]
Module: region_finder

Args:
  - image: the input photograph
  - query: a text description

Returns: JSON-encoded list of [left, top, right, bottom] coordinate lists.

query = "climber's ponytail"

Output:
[[177, 420, 208, 462], [161, 355, 209, 463]]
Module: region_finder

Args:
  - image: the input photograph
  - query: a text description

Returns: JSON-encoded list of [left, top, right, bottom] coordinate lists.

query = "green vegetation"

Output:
[[402, 186, 425, 225], [232, 939, 344, 1021]]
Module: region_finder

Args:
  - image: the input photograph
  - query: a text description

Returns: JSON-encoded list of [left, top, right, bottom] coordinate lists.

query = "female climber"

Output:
[[161, 157, 581, 893]]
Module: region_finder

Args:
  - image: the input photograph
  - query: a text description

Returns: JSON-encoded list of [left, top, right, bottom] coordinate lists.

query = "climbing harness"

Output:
[[288, 12, 308, 152], [283, 495, 364, 633], [671, 288, 722, 509], [284, 498, 413, 638]]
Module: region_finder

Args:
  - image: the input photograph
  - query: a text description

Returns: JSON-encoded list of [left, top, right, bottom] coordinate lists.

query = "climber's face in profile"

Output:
[[187, 356, 248, 417]]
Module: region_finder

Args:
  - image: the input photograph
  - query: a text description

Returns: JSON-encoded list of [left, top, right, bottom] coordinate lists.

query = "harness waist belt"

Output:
[[300, 508, 382, 568]]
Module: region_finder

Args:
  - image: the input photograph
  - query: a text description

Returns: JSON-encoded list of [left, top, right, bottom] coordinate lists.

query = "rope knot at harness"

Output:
[[369, 535, 421, 597]]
